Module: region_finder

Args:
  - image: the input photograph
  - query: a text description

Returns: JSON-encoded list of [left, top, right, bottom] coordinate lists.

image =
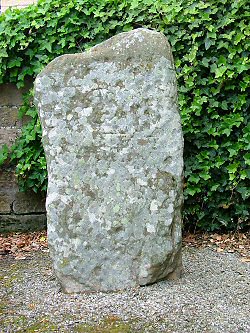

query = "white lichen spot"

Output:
[[83, 107, 93, 116], [104, 220, 112, 230], [46, 192, 59, 206], [146, 224, 156, 233], [89, 213, 96, 223], [137, 178, 147, 186], [113, 204, 120, 213], [121, 218, 128, 224], [107, 168, 115, 175], [61, 195, 72, 204], [55, 105, 61, 113], [73, 238, 82, 248], [167, 204, 174, 214], [79, 159, 85, 166], [67, 114, 73, 121], [74, 107, 82, 114], [150, 200, 158, 211], [100, 125, 113, 132], [126, 165, 135, 174]]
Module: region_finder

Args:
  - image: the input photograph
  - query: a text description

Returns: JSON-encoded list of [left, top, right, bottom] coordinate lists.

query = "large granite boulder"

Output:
[[34, 28, 184, 293]]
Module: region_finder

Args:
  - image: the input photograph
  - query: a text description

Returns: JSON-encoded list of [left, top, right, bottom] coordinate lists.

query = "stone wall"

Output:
[[0, 0, 37, 12], [0, 82, 46, 232]]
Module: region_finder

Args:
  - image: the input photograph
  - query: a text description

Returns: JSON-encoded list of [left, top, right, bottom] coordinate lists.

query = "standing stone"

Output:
[[34, 28, 184, 293]]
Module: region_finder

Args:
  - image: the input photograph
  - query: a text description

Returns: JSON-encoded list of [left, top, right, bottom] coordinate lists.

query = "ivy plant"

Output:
[[1, 90, 47, 193]]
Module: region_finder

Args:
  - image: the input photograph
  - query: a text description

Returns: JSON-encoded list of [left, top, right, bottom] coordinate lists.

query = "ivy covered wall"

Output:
[[0, 81, 46, 232], [0, 0, 249, 232]]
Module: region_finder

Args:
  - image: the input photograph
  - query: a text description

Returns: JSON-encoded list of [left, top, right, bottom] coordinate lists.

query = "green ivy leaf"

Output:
[[199, 172, 211, 180], [215, 66, 227, 78], [0, 144, 9, 165], [244, 153, 250, 165]]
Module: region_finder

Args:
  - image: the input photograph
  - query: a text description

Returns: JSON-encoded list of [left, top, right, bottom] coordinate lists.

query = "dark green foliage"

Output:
[[1, 90, 47, 193], [0, 0, 249, 231]]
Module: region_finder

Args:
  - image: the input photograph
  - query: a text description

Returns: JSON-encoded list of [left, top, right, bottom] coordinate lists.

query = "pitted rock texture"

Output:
[[34, 28, 184, 293]]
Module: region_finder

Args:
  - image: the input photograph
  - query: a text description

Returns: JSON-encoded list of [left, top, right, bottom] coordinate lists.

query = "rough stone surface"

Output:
[[0, 128, 20, 147], [0, 80, 32, 106], [0, 170, 46, 215], [0, 170, 19, 215], [0, 214, 47, 233], [0, 79, 46, 233], [0, 170, 46, 231], [34, 28, 184, 292], [12, 192, 46, 214], [0, 106, 21, 127], [0, 83, 23, 106], [0, 192, 12, 213]]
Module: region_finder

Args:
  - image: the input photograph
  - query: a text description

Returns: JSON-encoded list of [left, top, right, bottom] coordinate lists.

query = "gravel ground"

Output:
[[1, 247, 250, 333]]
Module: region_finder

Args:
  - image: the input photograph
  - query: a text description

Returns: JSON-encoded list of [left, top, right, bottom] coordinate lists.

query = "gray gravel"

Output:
[[1, 247, 250, 333]]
